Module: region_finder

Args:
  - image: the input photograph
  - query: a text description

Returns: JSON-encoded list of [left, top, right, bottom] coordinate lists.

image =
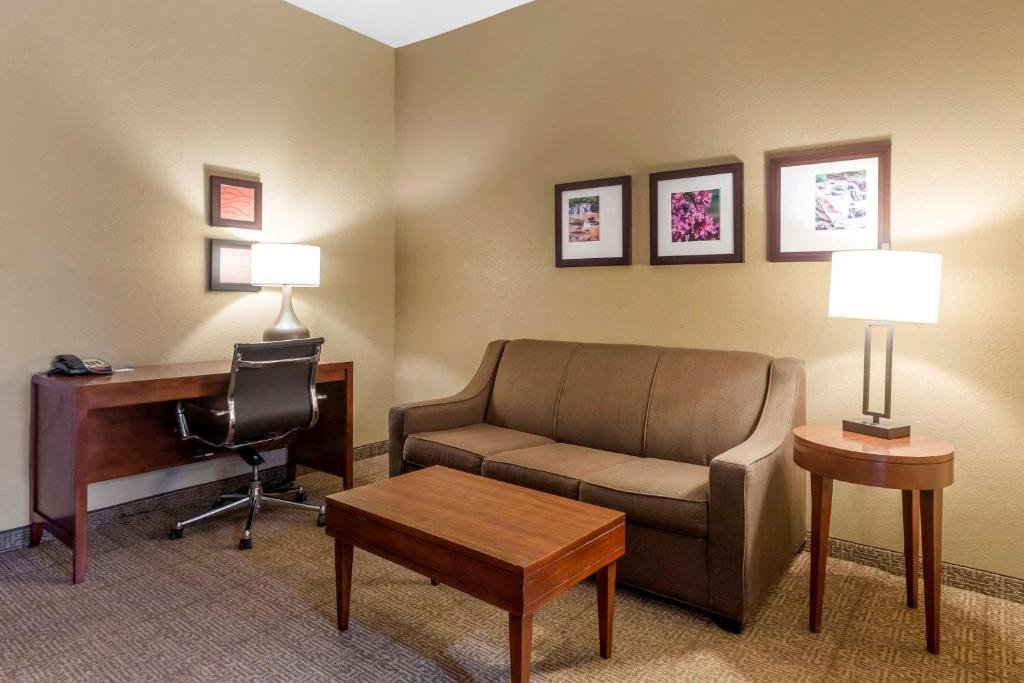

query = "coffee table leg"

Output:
[[809, 473, 833, 633], [921, 489, 943, 654], [509, 612, 533, 683], [335, 540, 353, 631], [902, 490, 920, 608], [597, 562, 616, 659]]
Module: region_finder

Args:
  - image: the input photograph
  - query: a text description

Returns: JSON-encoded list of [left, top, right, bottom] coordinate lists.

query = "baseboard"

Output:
[[354, 440, 387, 461], [0, 441, 388, 554], [802, 533, 1024, 604]]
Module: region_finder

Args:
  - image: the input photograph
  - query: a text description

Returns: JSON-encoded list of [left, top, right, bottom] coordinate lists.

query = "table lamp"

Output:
[[828, 249, 941, 439], [250, 243, 320, 341]]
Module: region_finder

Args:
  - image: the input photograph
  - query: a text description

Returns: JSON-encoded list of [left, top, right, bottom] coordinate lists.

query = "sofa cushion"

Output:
[[579, 458, 709, 537], [486, 339, 579, 438], [644, 348, 771, 465], [554, 343, 664, 456], [481, 442, 636, 499], [404, 423, 552, 474]]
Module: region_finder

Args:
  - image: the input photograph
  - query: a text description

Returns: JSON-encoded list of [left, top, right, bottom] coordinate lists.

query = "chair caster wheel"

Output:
[[317, 512, 326, 527], [169, 529, 184, 540], [239, 537, 253, 550], [295, 491, 307, 503]]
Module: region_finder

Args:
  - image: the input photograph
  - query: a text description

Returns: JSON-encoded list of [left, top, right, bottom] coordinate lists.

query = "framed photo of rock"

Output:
[[554, 175, 631, 267], [767, 140, 890, 262], [649, 162, 744, 265]]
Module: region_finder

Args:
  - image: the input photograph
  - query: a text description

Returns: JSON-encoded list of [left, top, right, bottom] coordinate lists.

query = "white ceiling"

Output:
[[284, 0, 535, 47]]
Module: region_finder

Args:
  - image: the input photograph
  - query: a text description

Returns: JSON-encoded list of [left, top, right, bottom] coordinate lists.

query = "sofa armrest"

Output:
[[708, 357, 806, 627], [388, 340, 507, 476]]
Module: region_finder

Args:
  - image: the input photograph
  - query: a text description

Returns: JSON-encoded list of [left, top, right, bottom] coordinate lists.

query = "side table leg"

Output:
[[335, 540, 353, 631], [597, 562, 616, 659], [809, 473, 833, 633], [920, 489, 943, 654], [902, 490, 920, 608], [509, 612, 533, 683]]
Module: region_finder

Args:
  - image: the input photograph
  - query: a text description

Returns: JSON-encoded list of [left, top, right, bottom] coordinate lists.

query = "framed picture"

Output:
[[554, 175, 631, 267], [767, 140, 890, 262], [209, 239, 260, 292], [210, 175, 262, 229], [649, 162, 744, 265]]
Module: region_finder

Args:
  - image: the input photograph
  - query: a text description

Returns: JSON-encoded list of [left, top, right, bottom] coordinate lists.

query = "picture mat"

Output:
[[656, 172, 735, 256], [561, 185, 624, 260], [779, 157, 879, 254]]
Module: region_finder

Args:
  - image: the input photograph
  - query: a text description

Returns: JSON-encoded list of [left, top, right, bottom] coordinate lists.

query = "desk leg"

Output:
[[335, 540, 353, 631], [509, 612, 533, 683], [29, 522, 43, 547], [72, 531, 88, 584], [809, 473, 833, 633], [920, 489, 942, 654], [902, 490, 920, 608], [597, 562, 616, 659]]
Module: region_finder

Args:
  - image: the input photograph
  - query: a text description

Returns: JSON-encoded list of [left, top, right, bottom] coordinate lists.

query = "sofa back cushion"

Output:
[[554, 343, 663, 456], [486, 339, 578, 438], [644, 348, 771, 465]]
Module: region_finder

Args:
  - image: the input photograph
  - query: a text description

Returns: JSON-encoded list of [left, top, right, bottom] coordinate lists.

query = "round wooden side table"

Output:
[[793, 424, 954, 654]]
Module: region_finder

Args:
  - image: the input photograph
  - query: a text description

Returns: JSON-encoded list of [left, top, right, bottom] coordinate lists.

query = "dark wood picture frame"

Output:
[[209, 238, 260, 292], [210, 175, 262, 229], [649, 162, 744, 265], [554, 175, 632, 267], [767, 140, 891, 262]]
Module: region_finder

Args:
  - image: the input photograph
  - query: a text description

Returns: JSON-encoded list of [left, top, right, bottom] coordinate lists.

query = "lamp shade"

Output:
[[828, 250, 941, 324], [250, 243, 320, 287]]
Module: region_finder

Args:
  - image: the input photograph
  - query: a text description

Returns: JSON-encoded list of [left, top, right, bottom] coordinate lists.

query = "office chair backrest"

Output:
[[228, 337, 324, 444]]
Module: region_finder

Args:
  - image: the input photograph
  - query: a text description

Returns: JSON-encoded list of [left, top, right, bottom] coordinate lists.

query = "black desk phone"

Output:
[[48, 354, 114, 376]]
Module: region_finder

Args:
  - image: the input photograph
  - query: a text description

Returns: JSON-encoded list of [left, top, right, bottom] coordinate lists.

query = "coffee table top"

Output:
[[325, 466, 625, 575]]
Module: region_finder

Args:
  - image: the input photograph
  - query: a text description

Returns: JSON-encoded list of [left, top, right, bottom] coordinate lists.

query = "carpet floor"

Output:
[[1, 454, 1021, 681]]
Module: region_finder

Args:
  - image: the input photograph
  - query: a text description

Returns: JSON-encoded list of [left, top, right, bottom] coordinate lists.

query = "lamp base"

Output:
[[262, 285, 311, 342], [842, 417, 911, 440]]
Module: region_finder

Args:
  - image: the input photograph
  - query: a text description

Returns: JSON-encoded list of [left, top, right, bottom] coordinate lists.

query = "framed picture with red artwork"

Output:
[[210, 175, 262, 229]]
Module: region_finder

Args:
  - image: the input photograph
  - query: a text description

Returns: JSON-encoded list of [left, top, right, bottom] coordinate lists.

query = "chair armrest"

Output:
[[708, 357, 806, 626], [388, 340, 507, 476]]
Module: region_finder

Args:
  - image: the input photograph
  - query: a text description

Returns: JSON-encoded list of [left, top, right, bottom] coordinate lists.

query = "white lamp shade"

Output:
[[828, 250, 941, 324], [250, 243, 320, 287]]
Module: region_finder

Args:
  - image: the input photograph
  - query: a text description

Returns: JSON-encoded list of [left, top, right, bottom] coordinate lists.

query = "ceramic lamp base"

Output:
[[263, 285, 311, 341], [842, 417, 911, 440]]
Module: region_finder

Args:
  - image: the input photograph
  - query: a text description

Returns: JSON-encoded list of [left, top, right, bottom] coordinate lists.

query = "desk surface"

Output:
[[34, 360, 351, 409]]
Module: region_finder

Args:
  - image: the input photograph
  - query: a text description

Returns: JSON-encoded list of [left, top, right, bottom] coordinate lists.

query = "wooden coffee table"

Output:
[[324, 465, 626, 682]]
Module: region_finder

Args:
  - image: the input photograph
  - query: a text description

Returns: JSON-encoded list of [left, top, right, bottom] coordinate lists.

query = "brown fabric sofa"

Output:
[[388, 339, 806, 630]]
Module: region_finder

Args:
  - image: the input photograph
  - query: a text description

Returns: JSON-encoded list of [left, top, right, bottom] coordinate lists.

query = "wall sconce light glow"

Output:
[[251, 243, 321, 288]]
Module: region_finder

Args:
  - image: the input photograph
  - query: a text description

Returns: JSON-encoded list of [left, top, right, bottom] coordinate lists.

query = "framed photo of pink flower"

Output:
[[767, 140, 890, 262], [555, 175, 631, 267], [650, 162, 743, 265]]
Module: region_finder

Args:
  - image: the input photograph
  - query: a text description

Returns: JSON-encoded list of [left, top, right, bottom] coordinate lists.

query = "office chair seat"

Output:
[[169, 338, 328, 549]]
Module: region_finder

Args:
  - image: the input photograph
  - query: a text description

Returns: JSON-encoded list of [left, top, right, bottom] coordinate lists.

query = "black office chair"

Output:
[[169, 338, 327, 549]]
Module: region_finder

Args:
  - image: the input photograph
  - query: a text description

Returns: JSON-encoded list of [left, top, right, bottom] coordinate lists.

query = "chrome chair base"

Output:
[[169, 465, 326, 549]]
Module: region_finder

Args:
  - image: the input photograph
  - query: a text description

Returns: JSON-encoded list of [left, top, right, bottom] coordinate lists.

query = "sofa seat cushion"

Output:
[[579, 458, 709, 537], [481, 442, 636, 499], [404, 423, 552, 474]]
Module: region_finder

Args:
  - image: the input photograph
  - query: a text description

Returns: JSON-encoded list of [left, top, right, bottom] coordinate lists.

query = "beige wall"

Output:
[[396, 0, 1024, 577], [0, 0, 395, 531]]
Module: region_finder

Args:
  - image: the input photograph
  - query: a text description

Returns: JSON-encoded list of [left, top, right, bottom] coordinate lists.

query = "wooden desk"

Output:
[[793, 424, 954, 654], [30, 360, 353, 584]]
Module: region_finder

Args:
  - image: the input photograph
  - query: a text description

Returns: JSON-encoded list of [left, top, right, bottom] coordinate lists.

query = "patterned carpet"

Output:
[[1, 455, 1021, 681]]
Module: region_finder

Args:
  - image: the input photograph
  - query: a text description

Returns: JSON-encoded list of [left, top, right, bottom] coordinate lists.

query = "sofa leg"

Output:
[[713, 615, 744, 634]]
